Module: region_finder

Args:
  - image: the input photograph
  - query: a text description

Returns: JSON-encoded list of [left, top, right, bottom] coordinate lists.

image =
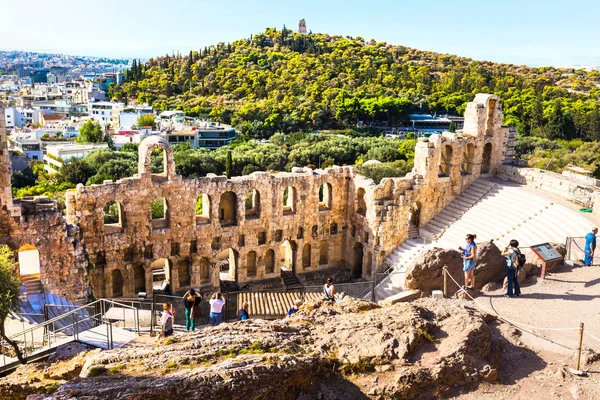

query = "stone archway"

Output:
[[353, 242, 363, 278], [409, 202, 421, 228], [111, 269, 124, 297], [18, 244, 41, 277], [133, 264, 145, 294], [217, 248, 238, 282], [439, 144, 453, 177], [137, 136, 176, 180], [280, 240, 297, 273], [177, 258, 191, 288], [356, 188, 366, 216], [482, 143, 492, 174], [461, 143, 474, 175], [219, 191, 238, 226], [149, 258, 171, 293], [302, 243, 311, 269]]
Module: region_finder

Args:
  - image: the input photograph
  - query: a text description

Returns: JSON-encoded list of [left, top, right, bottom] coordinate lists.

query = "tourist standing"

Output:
[[160, 303, 175, 338], [209, 292, 226, 326], [182, 288, 202, 332], [459, 234, 478, 290], [323, 277, 335, 301], [584, 227, 598, 267], [335, 291, 347, 303], [502, 240, 522, 297], [237, 302, 250, 321], [287, 299, 302, 316]]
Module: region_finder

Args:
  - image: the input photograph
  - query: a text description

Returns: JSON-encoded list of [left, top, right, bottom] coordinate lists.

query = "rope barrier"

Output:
[[443, 267, 580, 333], [584, 330, 600, 344]]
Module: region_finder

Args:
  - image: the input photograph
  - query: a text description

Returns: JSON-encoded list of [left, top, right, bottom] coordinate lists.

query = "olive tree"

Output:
[[0, 245, 24, 363]]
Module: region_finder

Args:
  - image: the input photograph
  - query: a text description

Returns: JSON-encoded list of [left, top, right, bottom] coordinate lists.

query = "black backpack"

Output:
[[514, 249, 526, 268]]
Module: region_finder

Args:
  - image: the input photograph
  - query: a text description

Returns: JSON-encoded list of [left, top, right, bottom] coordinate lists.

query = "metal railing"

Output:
[[0, 299, 140, 370]]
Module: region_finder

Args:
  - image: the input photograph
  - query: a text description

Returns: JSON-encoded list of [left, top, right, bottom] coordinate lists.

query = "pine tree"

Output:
[[449, 120, 456, 133], [226, 150, 233, 179]]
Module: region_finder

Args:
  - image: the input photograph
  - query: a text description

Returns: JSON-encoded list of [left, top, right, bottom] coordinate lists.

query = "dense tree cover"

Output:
[[111, 28, 600, 141], [136, 114, 156, 129]]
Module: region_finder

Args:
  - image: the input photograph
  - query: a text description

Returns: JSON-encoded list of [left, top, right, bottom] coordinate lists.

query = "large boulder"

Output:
[[473, 241, 506, 289], [405, 241, 506, 295], [405, 247, 463, 294]]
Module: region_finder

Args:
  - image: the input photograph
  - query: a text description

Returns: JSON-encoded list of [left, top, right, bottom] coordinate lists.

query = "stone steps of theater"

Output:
[[281, 271, 302, 288]]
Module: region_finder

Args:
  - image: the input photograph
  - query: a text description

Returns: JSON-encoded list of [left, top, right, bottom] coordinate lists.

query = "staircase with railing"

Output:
[[0, 299, 140, 374]]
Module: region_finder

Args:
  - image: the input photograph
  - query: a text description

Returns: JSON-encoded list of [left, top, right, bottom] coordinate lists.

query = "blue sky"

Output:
[[1, 0, 599, 66]]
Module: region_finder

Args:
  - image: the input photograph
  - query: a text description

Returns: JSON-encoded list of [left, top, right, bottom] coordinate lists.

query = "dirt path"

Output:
[[453, 262, 600, 399]]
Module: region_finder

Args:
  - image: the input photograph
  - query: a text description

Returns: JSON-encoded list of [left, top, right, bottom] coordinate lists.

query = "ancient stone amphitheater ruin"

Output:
[[1, 94, 598, 304]]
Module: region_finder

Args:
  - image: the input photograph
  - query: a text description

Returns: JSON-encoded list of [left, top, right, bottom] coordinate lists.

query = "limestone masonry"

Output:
[[0, 95, 509, 302]]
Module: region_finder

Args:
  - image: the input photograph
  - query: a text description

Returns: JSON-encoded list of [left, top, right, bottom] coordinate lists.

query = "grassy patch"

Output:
[[339, 358, 375, 376], [416, 327, 437, 343], [165, 361, 177, 370], [108, 363, 125, 374], [44, 382, 59, 394], [87, 366, 108, 377], [163, 337, 176, 345]]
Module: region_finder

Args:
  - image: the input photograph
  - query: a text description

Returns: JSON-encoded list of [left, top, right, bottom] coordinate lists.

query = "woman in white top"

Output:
[[323, 277, 335, 301], [209, 292, 226, 326], [161, 303, 175, 338]]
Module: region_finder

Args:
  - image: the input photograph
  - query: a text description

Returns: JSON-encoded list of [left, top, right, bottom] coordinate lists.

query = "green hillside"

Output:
[[112, 27, 600, 140]]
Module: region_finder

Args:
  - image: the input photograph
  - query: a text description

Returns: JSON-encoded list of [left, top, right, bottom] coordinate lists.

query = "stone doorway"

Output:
[[150, 258, 171, 293], [482, 143, 492, 174], [280, 240, 297, 273], [353, 242, 363, 278], [217, 248, 238, 282]]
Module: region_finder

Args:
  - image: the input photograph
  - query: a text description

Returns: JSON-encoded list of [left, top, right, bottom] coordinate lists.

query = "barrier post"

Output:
[[576, 322, 585, 371], [443, 266, 448, 298]]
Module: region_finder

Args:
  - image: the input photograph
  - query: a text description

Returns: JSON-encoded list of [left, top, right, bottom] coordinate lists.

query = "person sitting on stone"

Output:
[[584, 227, 598, 267], [160, 303, 174, 339], [237, 302, 250, 321], [335, 291, 347, 303], [323, 277, 335, 301], [287, 299, 302, 317]]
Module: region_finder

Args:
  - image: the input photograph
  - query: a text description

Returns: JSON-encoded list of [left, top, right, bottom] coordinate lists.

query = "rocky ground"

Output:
[[3, 260, 600, 400], [1, 297, 524, 400]]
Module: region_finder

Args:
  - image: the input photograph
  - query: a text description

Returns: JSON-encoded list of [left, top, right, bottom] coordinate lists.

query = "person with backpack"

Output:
[[502, 239, 523, 298], [182, 288, 202, 332]]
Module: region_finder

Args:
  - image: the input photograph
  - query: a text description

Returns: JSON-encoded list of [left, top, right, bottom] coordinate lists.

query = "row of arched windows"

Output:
[[102, 183, 335, 228]]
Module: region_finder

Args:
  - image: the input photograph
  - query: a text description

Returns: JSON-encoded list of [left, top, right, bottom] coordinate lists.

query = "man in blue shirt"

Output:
[[584, 228, 598, 267]]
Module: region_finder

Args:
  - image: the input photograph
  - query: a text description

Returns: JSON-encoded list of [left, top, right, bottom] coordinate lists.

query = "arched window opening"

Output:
[[297, 227, 304, 239], [302, 243, 311, 268], [353, 243, 363, 278], [356, 188, 366, 216], [366, 252, 373, 276], [265, 249, 275, 274], [330, 222, 338, 235], [199, 257, 210, 283], [196, 194, 210, 224], [150, 258, 171, 293], [439, 144, 453, 177], [247, 251, 257, 277], [280, 240, 297, 273], [319, 240, 329, 265], [134, 265, 145, 294], [217, 248, 238, 282], [482, 143, 492, 174], [18, 244, 41, 277], [103, 201, 123, 227], [219, 191, 238, 226], [111, 269, 124, 297], [318, 183, 333, 210], [283, 186, 296, 214], [461, 143, 474, 176], [151, 197, 168, 229], [150, 148, 166, 175], [311, 225, 318, 237], [245, 189, 260, 219], [178, 259, 191, 287]]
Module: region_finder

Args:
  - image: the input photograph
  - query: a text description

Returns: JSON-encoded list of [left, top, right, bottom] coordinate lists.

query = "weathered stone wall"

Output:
[[497, 165, 600, 208], [0, 95, 510, 301]]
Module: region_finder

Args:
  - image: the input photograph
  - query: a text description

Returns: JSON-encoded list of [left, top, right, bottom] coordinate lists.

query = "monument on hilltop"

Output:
[[298, 19, 307, 34]]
